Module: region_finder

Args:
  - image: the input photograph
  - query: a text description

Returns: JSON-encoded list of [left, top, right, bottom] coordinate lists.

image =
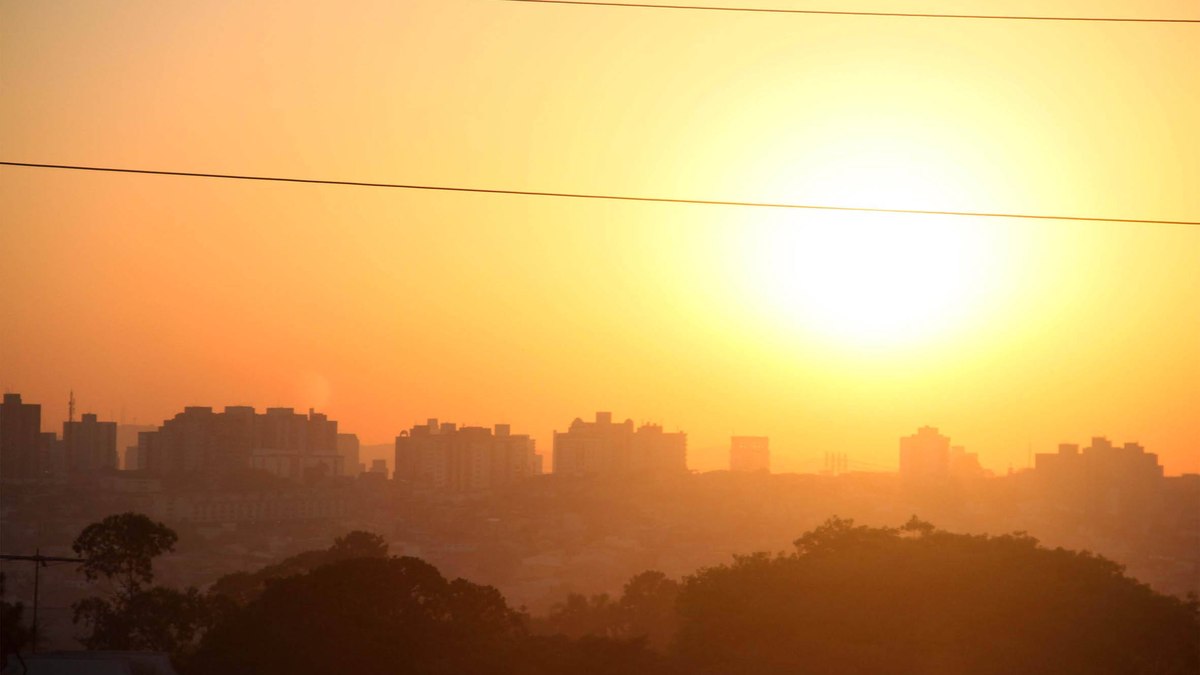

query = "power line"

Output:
[[0, 552, 86, 654], [2, 161, 1197, 226], [503, 0, 1200, 23]]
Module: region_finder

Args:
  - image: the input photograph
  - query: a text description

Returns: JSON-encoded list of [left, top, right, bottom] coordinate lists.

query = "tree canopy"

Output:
[[72, 512, 178, 599], [674, 517, 1200, 675], [208, 529, 389, 605], [534, 570, 680, 651], [70, 512, 210, 653], [193, 556, 525, 675], [192, 536, 657, 675], [60, 514, 1197, 675], [1, 573, 33, 669]]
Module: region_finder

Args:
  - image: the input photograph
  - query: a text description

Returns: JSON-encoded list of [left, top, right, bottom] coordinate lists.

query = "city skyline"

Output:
[[2, 390, 1189, 477], [3, 2, 1198, 670], [3, 1, 1198, 478]]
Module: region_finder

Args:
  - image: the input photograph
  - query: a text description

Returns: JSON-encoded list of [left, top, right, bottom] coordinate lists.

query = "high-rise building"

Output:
[[369, 459, 388, 477], [1, 393, 41, 480], [139, 406, 339, 478], [634, 423, 688, 475], [337, 433, 361, 477], [39, 432, 63, 476], [394, 419, 538, 493], [117, 424, 156, 470], [553, 412, 687, 477], [730, 436, 770, 473], [64, 413, 118, 473], [899, 426, 950, 482], [1034, 437, 1164, 517], [899, 426, 983, 484]]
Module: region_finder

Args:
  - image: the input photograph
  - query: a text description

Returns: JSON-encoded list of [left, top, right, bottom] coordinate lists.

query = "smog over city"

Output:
[[1, 2, 1198, 674]]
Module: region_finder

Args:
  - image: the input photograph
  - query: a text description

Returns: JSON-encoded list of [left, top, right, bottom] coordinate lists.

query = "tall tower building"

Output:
[[553, 412, 687, 477], [899, 426, 950, 483], [63, 412, 118, 473], [394, 419, 538, 493], [730, 436, 770, 473], [1, 393, 42, 480]]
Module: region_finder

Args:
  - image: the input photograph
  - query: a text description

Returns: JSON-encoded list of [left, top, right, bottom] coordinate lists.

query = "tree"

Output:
[[617, 571, 680, 651], [535, 593, 621, 639], [74, 586, 211, 653], [73, 512, 178, 601], [534, 571, 681, 651], [329, 530, 388, 559], [1, 573, 33, 669], [193, 554, 664, 675], [71, 512, 208, 653], [675, 517, 1200, 675], [208, 530, 389, 605], [515, 635, 676, 675], [192, 556, 526, 675]]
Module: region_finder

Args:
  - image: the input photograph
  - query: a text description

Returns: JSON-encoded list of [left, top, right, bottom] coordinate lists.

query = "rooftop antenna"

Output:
[[68, 390, 76, 423]]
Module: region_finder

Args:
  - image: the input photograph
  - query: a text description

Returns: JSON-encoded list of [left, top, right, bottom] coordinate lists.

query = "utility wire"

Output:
[[503, 0, 1200, 23], [2, 161, 1197, 226]]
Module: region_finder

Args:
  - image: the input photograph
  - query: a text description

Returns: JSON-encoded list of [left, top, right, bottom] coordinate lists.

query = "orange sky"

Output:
[[2, 1, 1198, 474]]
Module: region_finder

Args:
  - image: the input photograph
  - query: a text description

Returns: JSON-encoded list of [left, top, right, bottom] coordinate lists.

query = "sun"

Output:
[[742, 212, 1001, 350], [733, 132, 1007, 350]]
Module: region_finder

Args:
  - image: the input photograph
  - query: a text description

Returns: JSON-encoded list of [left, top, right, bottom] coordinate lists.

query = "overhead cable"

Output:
[[2, 161, 1197, 226], [503, 0, 1200, 23]]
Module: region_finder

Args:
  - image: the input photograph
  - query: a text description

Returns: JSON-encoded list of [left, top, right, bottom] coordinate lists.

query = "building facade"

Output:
[[899, 426, 983, 484], [730, 436, 770, 473], [553, 412, 687, 477], [0, 393, 41, 481], [138, 406, 339, 478], [1034, 437, 1164, 517], [336, 433, 361, 477], [395, 419, 540, 494], [63, 412, 118, 473]]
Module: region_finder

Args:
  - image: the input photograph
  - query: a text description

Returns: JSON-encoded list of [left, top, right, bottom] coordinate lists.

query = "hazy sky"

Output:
[[2, 0, 1198, 474]]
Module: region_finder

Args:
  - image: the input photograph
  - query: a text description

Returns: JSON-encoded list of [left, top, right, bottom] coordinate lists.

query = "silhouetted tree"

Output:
[[514, 635, 676, 675], [536, 592, 621, 639], [71, 512, 210, 653], [329, 530, 388, 558], [208, 529, 389, 605], [535, 571, 681, 650], [618, 570, 680, 651], [73, 512, 178, 600], [675, 517, 1200, 675], [191, 556, 525, 675], [74, 586, 211, 653], [1, 573, 33, 669]]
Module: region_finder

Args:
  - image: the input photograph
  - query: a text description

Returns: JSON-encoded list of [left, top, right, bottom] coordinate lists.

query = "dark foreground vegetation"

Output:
[[3, 513, 1196, 674]]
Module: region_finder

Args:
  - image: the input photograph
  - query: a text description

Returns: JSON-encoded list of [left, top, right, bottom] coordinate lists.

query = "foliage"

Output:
[[191, 556, 526, 675], [535, 570, 681, 650], [190, 553, 661, 675], [72, 512, 178, 599], [188, 517, 1198, 673], [74, 586, 212, 653], [514, 635, 677, 675], [208, 529, 388, 605], [1, 573, 33, 667], [71, 512, 212, 655], [674, 516, 1200, 675], [535, 592, 621, 639], [618, 570, 681, 650]]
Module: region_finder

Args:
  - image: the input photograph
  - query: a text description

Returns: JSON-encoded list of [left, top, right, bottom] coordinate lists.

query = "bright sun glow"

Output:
[[743, 213, 999, 349], [737, 130, 1006, 350]]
